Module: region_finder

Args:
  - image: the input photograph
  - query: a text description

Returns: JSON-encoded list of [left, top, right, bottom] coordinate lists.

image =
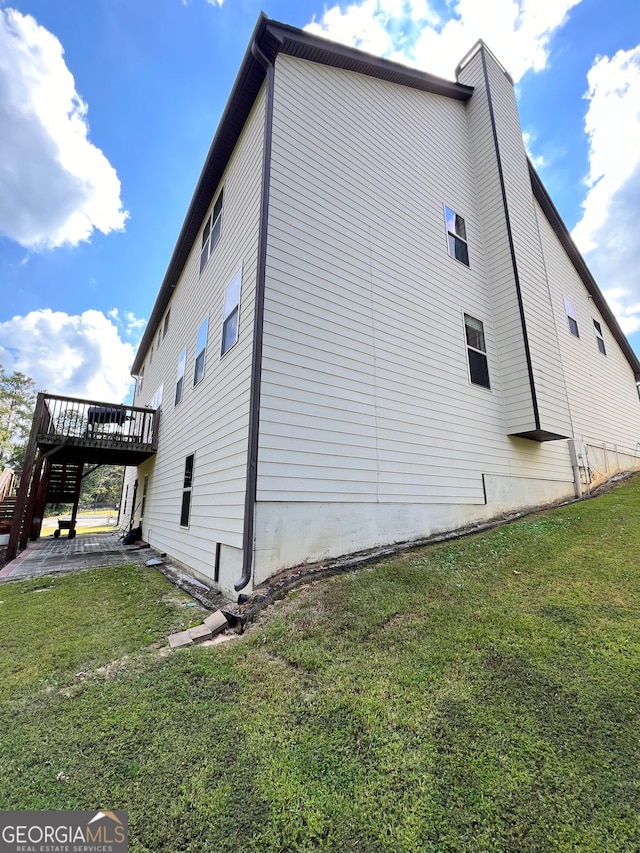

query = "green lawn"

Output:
[[2, 476, 640, 851]]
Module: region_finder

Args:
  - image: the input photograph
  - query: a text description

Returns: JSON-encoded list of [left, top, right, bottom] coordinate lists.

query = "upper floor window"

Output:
[[221, 267, 242, 357], [593, 320, 606, 355], [200, 190, 224, 275], [175, 348, 186, 406], [564, 297, 579, 337], [163, 309, 171, 340], [445, 206, 469, 266], [151, 384, 163, 410], [193, 316, 209, 386], [464, 313, 490, 389]]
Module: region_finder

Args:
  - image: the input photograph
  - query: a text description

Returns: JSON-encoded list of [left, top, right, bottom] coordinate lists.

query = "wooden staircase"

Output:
[[47, 462, 83, 503], [0, 469, 18, 538]]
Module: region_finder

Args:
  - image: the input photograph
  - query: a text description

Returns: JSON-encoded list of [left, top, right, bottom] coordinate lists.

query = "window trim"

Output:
[[220, 266, 242, 357], [445, 205, 470, 267], [151, 384, 163, 410], [180, 454, 194, 528], [175, 347, 187, 406], [199, 189, 224, 275], [564, 297, 579, 338], [463, 313, 491, 390], [593, 319, 606, 355], [193, 316, 209, 386]]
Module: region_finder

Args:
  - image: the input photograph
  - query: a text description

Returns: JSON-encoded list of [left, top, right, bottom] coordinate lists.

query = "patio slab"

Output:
[[0, 533, 161, 582]]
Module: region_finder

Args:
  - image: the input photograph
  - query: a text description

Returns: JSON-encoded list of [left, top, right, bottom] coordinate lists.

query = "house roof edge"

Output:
[[529, 161, 640, 380]]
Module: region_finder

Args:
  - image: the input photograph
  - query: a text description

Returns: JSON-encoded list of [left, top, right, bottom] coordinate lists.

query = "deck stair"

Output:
[[47, 462, 83, 503]]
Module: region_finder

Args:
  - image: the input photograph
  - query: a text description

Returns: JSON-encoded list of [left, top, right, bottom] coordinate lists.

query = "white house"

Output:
[[122, 15, 640, 600]]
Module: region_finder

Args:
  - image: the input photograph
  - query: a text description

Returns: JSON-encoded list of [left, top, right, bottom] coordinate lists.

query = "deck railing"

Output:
[[0, 467, 16, 502], [36, 394, 158, 448]]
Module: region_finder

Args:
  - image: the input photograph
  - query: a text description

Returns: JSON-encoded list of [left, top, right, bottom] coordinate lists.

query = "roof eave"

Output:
[[529, 162, 640, 381]]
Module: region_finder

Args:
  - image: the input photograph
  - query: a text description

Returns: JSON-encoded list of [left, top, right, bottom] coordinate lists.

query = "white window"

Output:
[[445, 206, 469, 266], [180, 454, 194, 528], [564, 297, 579, 337], [151, 384, 163, 410], [464, 314, 490, 389], [193, 317, 209, 385], [175, 347, 186, 406], [199, 190, 223, 275], [221, 267, 242, 357], [593, 320, 606, 355]]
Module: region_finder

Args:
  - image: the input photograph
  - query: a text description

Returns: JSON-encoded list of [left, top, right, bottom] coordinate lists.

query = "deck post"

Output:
[[21, 456, 44, 548], [30, 458, 51, 541], [7, 393, 46, 561]]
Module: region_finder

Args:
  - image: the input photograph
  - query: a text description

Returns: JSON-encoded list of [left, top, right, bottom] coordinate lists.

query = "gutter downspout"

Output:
[[235, 39, 275, 592]]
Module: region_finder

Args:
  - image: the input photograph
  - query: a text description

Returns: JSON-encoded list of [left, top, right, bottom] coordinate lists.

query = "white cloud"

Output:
[[0, 8, 128, 250], [0, 309, 135, 402], [522, 130, 546, 170], [570, 46, 640, 335], [125, 312, 146, 334], [306, 0, 581, 82]]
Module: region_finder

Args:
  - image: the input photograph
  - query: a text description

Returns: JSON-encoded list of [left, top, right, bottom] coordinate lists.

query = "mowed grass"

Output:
[[2, 476, 640, 851]]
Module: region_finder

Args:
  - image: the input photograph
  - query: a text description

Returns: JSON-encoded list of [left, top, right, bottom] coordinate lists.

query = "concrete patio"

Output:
[[0, 532, 161, 583]]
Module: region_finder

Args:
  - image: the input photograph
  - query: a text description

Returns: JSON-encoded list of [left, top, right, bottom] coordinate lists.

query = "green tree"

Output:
[[80, 465, 124, 510], [0, 367, 37, 467]]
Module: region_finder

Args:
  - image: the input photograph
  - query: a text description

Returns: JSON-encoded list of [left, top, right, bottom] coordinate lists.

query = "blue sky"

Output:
[[1, 0, 640, 401]]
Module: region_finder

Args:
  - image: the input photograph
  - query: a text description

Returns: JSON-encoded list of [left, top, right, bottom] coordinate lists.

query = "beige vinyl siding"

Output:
[[457, 50, 536, 435], [459, 48, 572, 439], [480, 54, 572, 438], [130, 86, 266, 592], [536, 199, 640, 456], [258, 55, 571, 509]]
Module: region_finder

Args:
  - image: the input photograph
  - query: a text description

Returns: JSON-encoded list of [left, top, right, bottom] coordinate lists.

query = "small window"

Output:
[[141, 474, 149, 518], [564, 297, 579, 337], [151, 384, 163, 410], [593, 320, 606, 355], [175, 347, 186, 406], [163, 309, 171, 340], [464, 314, 490, 389], [193, 316, 209, 385], [180, 454, 194, 527], [199, 190, 224, 274], [221, 267, 242, 357], [445, 206, 469, 266]]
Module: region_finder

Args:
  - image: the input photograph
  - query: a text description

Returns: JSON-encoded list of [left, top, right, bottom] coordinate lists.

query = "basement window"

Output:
[[221, 266, 242, 357], [193, 316, 209, 386], [175, 347, 186, 406], [593, 320, 606, 355], [445, 206, 469, 266], [564, 297, 579, 337], [180, 454, 194, 528], [199, 190, 224, 275], [464, 314, 490, 389]]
